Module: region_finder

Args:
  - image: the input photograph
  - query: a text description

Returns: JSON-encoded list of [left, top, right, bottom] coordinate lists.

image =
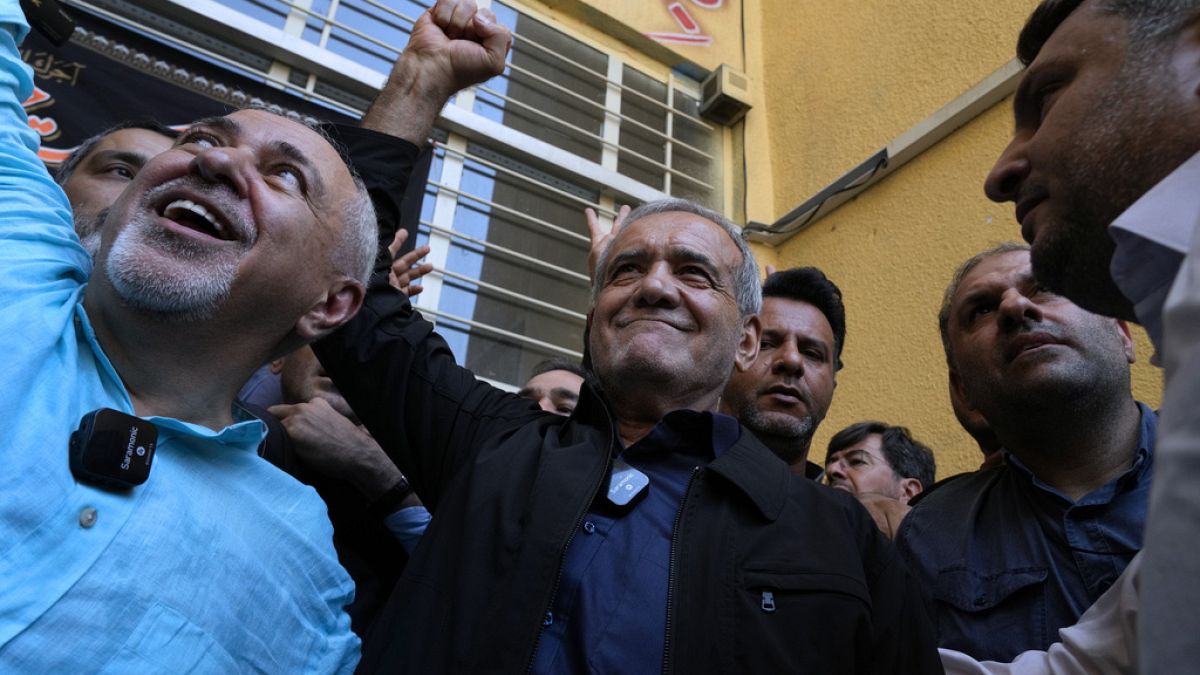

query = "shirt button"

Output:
[[542, 611, 554, 627], [583, 521, 596, 535], [79, 507, 98, 528]]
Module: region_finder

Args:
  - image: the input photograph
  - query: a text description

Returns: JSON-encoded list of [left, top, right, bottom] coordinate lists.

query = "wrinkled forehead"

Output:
[[830, 434, 886, 463], [761, 297, 833, 338], [221, 109, 354, 184], [954, 250, 1033, 304], [85, 128, 176, 164], [526, 369, 584, 392], [610, 212, 740, 267]]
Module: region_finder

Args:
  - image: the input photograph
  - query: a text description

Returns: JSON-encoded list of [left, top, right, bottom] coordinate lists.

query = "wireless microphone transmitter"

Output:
[[19, 0, 76, 47], [69, 408, 158, 490]]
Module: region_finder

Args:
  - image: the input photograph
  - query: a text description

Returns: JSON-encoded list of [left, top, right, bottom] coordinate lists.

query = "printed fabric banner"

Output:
[[19, 6, 355, 166]]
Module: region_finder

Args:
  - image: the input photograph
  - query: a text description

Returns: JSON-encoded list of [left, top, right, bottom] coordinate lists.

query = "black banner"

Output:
[[19, 7, 355, 166]]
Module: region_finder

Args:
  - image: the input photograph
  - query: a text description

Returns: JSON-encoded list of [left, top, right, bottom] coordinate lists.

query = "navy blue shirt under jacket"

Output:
[[895, 402, 1158, 661], [530, 409, 740, 675]]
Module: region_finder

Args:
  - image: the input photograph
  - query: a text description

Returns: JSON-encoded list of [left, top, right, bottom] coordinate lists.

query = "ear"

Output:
[[948, 369, 980, 416], [1175, 20, 1200, 100], [1115, 319, 1136, 364], [734, 313, 762, 372], [294, 278, 365, 342], [898, 477, 923, 504]]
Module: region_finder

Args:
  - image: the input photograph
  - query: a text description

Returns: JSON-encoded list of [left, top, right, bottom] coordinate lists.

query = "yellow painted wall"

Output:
[[746, 1, 1163, 477], [755, 0, 1038, 207]]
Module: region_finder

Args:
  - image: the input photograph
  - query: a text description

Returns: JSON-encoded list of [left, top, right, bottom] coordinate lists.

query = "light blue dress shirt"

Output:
[[0, 5, 358, 672]]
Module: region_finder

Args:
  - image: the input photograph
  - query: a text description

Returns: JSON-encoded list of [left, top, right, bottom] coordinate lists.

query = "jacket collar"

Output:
[[707, 435, 791, 522], [574, 381, 791, 522]]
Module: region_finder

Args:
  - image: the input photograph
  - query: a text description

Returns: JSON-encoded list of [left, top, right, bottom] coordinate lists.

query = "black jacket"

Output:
[[316, 283, 942, 674]]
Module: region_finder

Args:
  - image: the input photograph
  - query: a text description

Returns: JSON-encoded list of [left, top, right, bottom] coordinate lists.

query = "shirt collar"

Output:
[[1109, 151, 1200, 356], [624, 409, 741, 461], [77, 302, 266, 453], [1003, 402, 1157, 503]]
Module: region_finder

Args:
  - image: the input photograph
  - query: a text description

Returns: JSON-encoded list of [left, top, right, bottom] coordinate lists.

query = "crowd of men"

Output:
[[0, 0, 1197, 671]]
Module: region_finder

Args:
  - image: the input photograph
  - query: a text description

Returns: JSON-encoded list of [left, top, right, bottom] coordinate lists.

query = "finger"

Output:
[[406, 283, 424, 298], [267, 403, 297, 419], [585, 207, 601, 240], [411, 261, 435, 278], [472, 8, 512, 74], [388, 229, 409, 261], [615, 204, 630, 228], [765, 264, 777, 277], [392, 243, 431, 271], [446, 0, 474, 39], [391, 251, 431, 283], [431, 0, 458, 29]]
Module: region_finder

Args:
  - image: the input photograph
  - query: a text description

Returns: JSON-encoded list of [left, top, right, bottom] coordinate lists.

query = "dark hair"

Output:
[[528, 358, 589, 382], [1018, 0, 1200, 66], [826, 421, 937, 490], [55, 119, 180, 185], [762, 267, 847, 370], [938, 243, 1030, 369]]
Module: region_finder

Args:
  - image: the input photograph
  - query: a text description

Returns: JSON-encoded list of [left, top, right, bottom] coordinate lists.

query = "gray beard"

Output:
[[104, 213, 242, 321]]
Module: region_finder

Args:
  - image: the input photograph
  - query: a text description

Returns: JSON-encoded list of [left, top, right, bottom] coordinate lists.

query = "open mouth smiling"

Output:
[[156, 196, 238, 243]]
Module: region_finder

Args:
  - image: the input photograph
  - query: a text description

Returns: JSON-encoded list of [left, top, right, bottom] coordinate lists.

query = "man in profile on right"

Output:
[[977, 0, 1200, 670]]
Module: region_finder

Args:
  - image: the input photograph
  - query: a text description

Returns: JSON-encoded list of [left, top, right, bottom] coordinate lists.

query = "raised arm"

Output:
[[314, 0, 522, 510], [0, 1, 83, 288]]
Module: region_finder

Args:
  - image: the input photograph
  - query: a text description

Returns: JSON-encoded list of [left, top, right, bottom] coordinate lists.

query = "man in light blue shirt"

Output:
[[0, 1, 378, 669]]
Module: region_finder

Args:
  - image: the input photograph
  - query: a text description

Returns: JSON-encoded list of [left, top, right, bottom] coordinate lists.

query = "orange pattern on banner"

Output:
[[28, 114, 58, 136], [23, 86, 51, 107], [21, 85, 75, 165]]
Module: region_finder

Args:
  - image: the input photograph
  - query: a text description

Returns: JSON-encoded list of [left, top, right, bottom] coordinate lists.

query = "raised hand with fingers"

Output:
[[362, 0, 512, 143], [387, 229, 435, 297], [585, 203, 629, 280]]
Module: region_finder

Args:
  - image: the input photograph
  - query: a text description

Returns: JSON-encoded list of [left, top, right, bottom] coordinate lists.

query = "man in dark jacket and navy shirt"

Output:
[[317, 5, 941, 673]]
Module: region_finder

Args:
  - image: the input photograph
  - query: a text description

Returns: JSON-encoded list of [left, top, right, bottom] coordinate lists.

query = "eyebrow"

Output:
[[275, 140, 325, 198], [550, 388, 579, 402], [765, 329, 830, 351], [607, 248, 647, 274], [188, 116, 240, 137], [87, 149, 150, 170], [668, 246, 717, 268], [828, 449, 873, 465]]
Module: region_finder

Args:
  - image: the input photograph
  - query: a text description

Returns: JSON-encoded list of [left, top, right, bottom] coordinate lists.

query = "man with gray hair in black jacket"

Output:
[[319, 187, 941, 671]]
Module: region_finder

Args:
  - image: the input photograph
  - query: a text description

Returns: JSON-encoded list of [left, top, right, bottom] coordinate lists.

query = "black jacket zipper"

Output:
[[662, 466, 700, 675]]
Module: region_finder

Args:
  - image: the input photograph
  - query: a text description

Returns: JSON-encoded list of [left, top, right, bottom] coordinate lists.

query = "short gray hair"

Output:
[[591, 198, 761, 316], [938, 242, 1030, 368], [330, 173, 377, 286]]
